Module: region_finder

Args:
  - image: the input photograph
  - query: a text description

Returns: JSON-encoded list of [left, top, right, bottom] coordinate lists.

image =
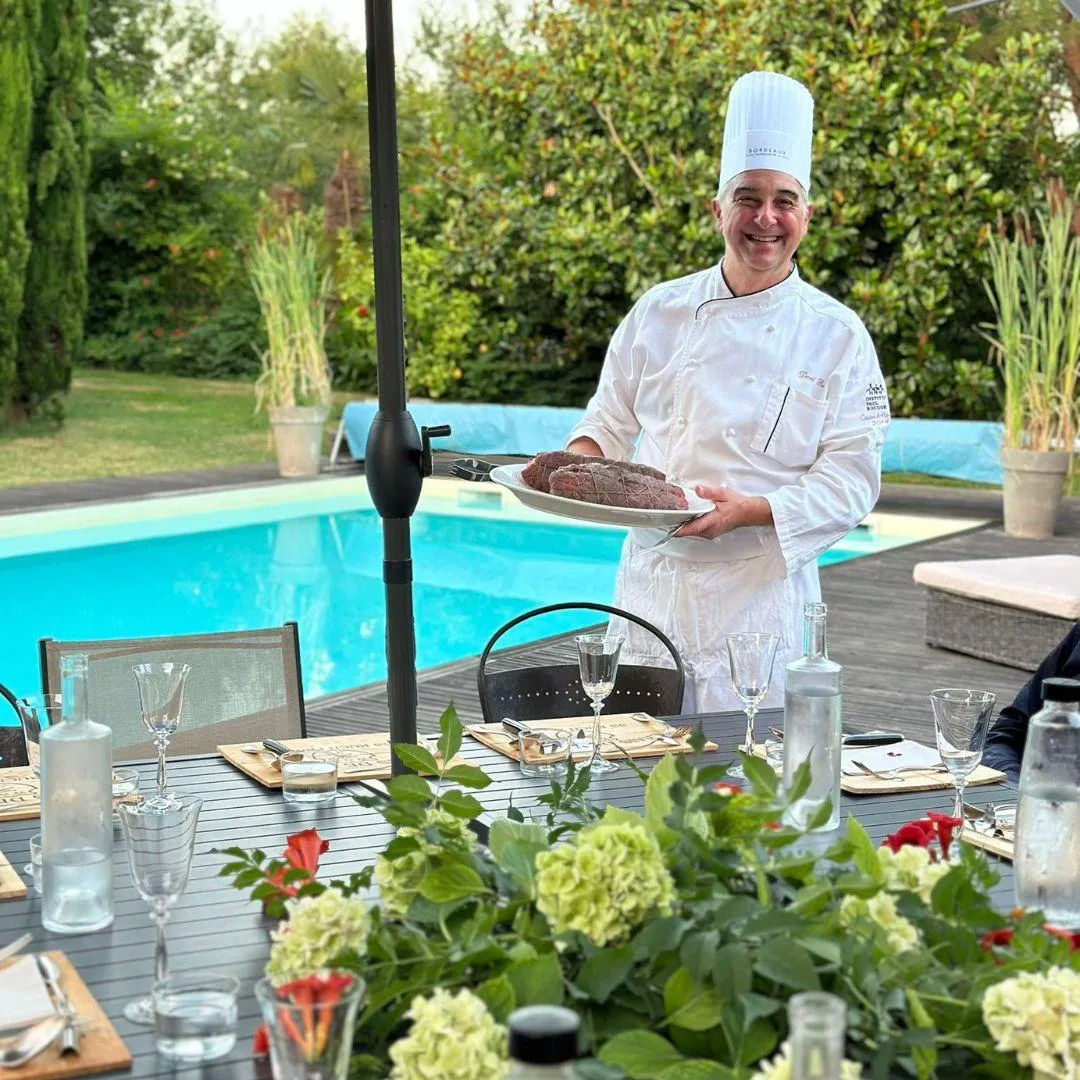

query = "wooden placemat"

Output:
[[961, 825, 1014, 862], [218, 733, 453, 788], [0, 767, 40, 823], [840, 764, 1004, 796], [0, 951, 132, 1079], [467, 714, 717, 765], [0, 849, 27, 901]]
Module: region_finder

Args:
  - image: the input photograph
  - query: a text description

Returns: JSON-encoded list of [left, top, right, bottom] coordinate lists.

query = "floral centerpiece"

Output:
[[221, 707, 1080, 1079]]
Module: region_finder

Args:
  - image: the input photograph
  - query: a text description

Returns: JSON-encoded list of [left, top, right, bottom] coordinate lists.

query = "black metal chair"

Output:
[[476, 602, 685, 725], [0, 681, 29, 767]]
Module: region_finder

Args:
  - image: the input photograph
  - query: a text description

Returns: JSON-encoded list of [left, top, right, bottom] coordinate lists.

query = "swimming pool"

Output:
[[0, 478, 979, 715]]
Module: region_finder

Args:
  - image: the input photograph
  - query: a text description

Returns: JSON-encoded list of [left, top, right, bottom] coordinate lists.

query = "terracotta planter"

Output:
[[269, 406, 329, 478], [1001, 447, 1071, 539]]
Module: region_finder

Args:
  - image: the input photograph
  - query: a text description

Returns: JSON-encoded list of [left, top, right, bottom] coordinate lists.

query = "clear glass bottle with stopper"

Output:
[[1015, 676, 1080, 928], [789, 991, 847, 1080], [508, 1005, 580, 1079], [783, 602, 843, 831], [40, 653, 114, 934]]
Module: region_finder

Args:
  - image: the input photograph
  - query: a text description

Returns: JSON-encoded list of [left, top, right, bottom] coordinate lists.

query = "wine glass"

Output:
[[15, 694, 62, 775], [118, 794, 203, 1024], [929, 688, 997, 822], [575, 633, 624, 774], [133, 662, 191, 812], [725, 632, 781, 780]]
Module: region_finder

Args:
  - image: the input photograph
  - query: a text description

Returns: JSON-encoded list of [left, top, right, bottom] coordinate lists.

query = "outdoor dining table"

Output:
[[0, 708, 1015, 1080]]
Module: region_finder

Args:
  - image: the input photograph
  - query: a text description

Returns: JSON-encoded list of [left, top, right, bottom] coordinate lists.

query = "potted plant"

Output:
[[984, 180, 1080, 538], [251, 215, 333, 478]]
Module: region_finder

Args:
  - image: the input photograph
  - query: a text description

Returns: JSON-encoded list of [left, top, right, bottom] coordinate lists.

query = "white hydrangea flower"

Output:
[[878, 844, 951, 906], [266, 887, 370, 985], [840, 892, 920, 953], [751, 1040, 863, 1080]]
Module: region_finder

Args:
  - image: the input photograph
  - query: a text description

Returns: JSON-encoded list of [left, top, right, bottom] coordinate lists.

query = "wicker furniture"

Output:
[[914, 555, 1080, 670]]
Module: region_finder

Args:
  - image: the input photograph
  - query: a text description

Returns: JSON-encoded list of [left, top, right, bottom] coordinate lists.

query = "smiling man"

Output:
[[565, 71, 890, 712]]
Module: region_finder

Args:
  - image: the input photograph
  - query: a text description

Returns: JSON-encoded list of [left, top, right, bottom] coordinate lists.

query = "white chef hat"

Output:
[[717, 71, 814, 197]]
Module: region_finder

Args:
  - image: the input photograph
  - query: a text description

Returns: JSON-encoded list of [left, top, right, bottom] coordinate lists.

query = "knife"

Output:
[[0, 932, 31, 964], [768, 730, 905, 748], [263, 739, 293, 756], [35, 955, 79, 1055]]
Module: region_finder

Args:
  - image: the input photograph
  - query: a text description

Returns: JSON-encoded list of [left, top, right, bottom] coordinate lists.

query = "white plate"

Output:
[[489, 464, 713, 528]]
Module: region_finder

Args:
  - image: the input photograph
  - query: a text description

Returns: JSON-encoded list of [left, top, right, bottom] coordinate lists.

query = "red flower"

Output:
[[274, 973, 355, 1059], [263, 829, 329, 906], [204, 248, 220, 260], [140, 277, 151, 289], [252, 1024, 269, 1057], [713, 782, 741, 797], [764, 822, 781, 830], [355, 305, 369, 318], [926, 812, 962, 858], [980, 928, 1014, 951], [152, 327, 165, 339], [168, 243, 181, 255], [883, 820, 935, 852], [1044, 925, 1080, 950], [145, 178, 158, 190]]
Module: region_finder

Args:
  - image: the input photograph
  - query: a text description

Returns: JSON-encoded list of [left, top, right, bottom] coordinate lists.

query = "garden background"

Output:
[[2, 0, 1079, 447]]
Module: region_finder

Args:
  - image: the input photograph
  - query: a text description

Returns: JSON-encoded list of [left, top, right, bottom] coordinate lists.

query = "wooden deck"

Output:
[[307, 486, 1080, 746]]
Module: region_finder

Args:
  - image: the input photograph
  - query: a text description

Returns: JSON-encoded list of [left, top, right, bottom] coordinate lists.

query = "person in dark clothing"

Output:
[[983, 622, 1080, 782]]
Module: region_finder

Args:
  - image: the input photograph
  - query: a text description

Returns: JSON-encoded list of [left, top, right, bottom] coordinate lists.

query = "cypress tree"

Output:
[[16, 0, 89, 421], [0, 0, 34, 420]]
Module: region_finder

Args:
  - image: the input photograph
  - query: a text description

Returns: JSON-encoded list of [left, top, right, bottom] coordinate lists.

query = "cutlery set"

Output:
[[0, 937, 86, 1068]]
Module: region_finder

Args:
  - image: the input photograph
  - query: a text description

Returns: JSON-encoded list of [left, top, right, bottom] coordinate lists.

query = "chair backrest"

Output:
[[477, 603, 685, 725], [0, 682, 28, 768], [39, 623, 306, 760]]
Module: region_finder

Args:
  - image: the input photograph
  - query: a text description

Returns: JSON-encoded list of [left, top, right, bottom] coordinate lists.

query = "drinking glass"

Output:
[[929, 688, 997, 821], [575, 633, 624, 774], [725, 632, 781, 780], [255, 974, 364, 1080], [118, 794, 203, 1024], [133, 662, 191, 812], [281, 755, 338, 806], [23, 833, 42, 895], [153, 972, 239, 1063], [16, 694, 62, 775]]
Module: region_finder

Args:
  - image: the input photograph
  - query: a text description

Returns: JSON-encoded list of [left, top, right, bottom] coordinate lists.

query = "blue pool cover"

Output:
[[342, 403, 1004, 485]]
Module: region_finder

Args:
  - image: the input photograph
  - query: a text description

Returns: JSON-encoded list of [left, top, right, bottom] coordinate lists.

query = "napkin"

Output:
[[841, 739, 942, 776], [0, 954, 55, 1032]]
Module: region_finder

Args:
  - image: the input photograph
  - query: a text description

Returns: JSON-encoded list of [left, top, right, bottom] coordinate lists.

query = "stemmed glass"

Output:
[[929, 688, 997, 822], [575, 633, 624, 774], [133, 662, 191, 812], [725, 632, 781, 780], [118, 794, 203, 1025]]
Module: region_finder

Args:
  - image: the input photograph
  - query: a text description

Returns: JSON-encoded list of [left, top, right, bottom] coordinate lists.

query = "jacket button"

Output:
[[766, 325, 775, 332], [746, 374, 757, 384], [724, 427, 736, 439]]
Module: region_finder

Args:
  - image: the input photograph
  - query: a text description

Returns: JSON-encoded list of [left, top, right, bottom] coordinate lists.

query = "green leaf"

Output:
[[598, 1031, 684, 1077], [489, 818, 548, 861], [507, 951, 564, 1006], [439, 763, 492, 789], [577, 945, 634, 1004], [906, 989, 937, 1079], [233, 868, 263, 889], [680, 931, 719, 985], [738, 992, 782, 1026], [475, 974, 516, 1022], [658, 1061, 735, 1080], [739, 752, 778, 796], [437, 789, 484, 818], [736, 1019, 779, 1067], [393, 743, 440, 775], [846, 816, 883, 882], [753, 938, 820, 992], [663, 968, 723, 1032], [386, 774, 432, 803], [644, 754, 681, 846], [382, 836, 422, 860], [416, 864, 486, 904], [712, 944, 751, 1001], [437, 702, 462, 766], [498, 839, 545, 895], [633, 916, 689, 960]]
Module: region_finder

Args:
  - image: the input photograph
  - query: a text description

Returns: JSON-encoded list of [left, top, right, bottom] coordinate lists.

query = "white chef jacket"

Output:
[[565, 261, 890, 712]]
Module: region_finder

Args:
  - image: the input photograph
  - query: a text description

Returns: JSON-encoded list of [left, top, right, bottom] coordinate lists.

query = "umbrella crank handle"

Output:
[[420, 424, 452, 477]]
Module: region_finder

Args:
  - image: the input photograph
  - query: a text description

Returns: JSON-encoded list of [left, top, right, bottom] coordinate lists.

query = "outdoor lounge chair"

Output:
[[913, 554, 1080, 670], [38, 623, 307, 759], [477, 602, 685, 724]]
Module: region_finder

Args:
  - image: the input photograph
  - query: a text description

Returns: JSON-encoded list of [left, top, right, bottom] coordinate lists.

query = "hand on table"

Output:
[[674, 484, 773, 540]]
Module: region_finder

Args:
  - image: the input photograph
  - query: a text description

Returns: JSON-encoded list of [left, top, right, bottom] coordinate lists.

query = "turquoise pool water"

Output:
[[0, 496, 887, 718]]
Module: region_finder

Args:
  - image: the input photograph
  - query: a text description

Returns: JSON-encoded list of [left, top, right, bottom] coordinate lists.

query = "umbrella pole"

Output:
[[363, 0, 447, 773]]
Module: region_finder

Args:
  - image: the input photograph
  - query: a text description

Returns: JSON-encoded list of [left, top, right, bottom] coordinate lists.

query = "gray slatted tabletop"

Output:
[[0, 709, 1014, 1080]]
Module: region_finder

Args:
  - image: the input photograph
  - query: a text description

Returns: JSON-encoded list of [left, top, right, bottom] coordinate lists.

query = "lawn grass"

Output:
[[0, 369, 355, 488]]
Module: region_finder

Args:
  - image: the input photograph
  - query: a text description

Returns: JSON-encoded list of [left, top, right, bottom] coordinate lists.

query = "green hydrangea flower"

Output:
[[751, 1042, 863, 1080], [388, 987, 507, 1080], [839, 892, 919, 954], [877, 844, 950, 906], [375, 807, 477, 918], [535, 819, 675, 946], [266, 886, 370, 985]]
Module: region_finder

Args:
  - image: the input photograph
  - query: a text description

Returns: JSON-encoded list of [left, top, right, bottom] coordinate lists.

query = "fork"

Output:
[[851, 759, 906, 783]]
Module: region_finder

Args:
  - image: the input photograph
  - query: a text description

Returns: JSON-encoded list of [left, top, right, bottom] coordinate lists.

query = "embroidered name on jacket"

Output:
[[862, 382, 889, 426]]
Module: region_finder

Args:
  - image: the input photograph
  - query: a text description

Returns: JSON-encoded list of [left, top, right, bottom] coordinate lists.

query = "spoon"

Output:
[[0, 1016, 65, 1068]]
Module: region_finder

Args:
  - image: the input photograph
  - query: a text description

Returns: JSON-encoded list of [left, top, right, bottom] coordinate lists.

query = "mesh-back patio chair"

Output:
[[38, 623, 306, 760], [0, 681, 28, 768], [477, 602, 685, 725]]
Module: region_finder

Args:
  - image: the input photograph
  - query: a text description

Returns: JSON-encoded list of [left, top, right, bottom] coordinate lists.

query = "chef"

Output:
[[565, 70, 890, 712]]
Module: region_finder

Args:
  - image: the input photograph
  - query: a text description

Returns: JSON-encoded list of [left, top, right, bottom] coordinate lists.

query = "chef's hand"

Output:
[[674, 484, 773, 539]]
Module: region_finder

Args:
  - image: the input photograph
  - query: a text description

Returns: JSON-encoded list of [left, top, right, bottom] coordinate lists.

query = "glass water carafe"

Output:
[[789, 992, 847, 1080], [783, 602, 842, 831], [40, 654, 114, 934], [1015, 677, 1080, 928]]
